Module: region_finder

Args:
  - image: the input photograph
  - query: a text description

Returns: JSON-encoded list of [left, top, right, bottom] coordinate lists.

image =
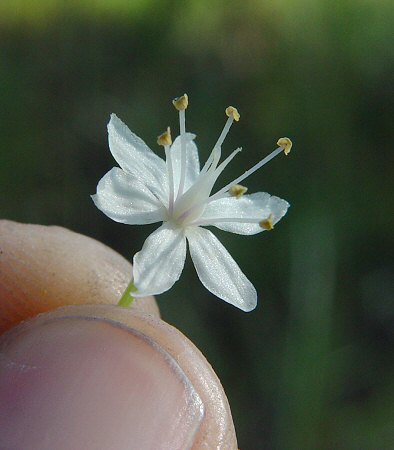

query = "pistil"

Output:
[[175, 147, 241, 225]]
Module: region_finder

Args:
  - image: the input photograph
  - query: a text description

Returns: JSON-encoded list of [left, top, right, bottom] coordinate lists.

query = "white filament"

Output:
[[213, 117, 234, 150], [191, 217, 263, 226], [176, 109, 187, 198], [209, 146, 283, 201], [165, 145, 175, 214]]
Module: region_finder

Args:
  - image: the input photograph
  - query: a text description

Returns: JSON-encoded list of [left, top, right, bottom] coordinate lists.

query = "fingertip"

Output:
[[0, 305, 238, 449], [0, 307, 202, 449], [0, 220, 159, 334]]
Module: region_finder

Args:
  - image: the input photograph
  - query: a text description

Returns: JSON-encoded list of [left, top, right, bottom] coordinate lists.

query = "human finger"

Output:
[[0, 304, 237, 449], [0, 220, 159, 335]]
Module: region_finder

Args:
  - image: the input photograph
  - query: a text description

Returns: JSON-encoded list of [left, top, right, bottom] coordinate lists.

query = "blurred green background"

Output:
[[1, 0, 393, 448]]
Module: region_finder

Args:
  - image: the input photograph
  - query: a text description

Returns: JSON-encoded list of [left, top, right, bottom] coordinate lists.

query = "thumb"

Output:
[[0, 221, 238, 449]]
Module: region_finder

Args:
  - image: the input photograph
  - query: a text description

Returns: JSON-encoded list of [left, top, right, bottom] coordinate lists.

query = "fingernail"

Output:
[[0, 317, 204, 449]]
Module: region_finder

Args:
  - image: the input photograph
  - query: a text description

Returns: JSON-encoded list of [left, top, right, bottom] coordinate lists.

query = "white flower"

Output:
[[92, 95, 292, 312]]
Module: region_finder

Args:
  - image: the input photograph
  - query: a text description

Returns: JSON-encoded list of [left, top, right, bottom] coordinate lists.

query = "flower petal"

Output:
[[186, 227, 257, 311], [200, 192, 290, 235], [108, 114, 168, 204], [170, 133, 200, 191], [92, 167, 164, 225], [133, 223, 186, 297]]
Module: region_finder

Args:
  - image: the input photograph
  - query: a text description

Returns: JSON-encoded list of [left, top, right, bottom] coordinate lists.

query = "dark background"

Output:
[[1, 1, 393, 448]]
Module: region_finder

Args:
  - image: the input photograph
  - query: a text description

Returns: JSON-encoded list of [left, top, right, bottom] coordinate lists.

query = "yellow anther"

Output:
[[277, 137, 292, 155], [172, 94, 189, 111], [225, 106, 240, 122], [259, 214, 274, 230], [229, 184, 248, 198], [157, 127, 172, 146]]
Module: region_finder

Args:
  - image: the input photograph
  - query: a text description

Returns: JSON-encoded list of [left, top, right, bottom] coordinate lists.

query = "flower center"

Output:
[[157, 94, 292, 229]]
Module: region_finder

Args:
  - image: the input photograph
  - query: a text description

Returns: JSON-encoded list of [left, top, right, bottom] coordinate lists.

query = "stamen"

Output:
[[157, 127, 172, 146], [173, 94, 189, 198], [165, 145, 175, 214], [259, 214, 274, 230], [225, 106, 240, 122], [201, 107, 240, 177], [209, 143, 286, 201], [192, 213, 276, 229], [157, 127, 174, 213], [277, 137, 292, 155], [229, 184, 248, 198], [191, 216, 264, 227], [212, 106, 240, 151], [172, 94, 188, 111]]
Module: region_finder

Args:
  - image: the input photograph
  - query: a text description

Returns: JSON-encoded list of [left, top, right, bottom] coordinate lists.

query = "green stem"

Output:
[[118, 278, 137, 307]]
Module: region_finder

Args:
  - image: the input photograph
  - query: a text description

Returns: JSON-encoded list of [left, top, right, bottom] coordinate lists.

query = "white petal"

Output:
[[201, 192, 290, 235], [186, 227, 257, 311], [108, 114, 168, 204], [133, 223, 186, 297], [170, 133, 200, 191], [92, 167, 164, 225]]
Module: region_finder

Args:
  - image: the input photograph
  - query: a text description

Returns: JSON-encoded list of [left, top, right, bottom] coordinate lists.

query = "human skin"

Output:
[[0, 220, 238, 449]]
